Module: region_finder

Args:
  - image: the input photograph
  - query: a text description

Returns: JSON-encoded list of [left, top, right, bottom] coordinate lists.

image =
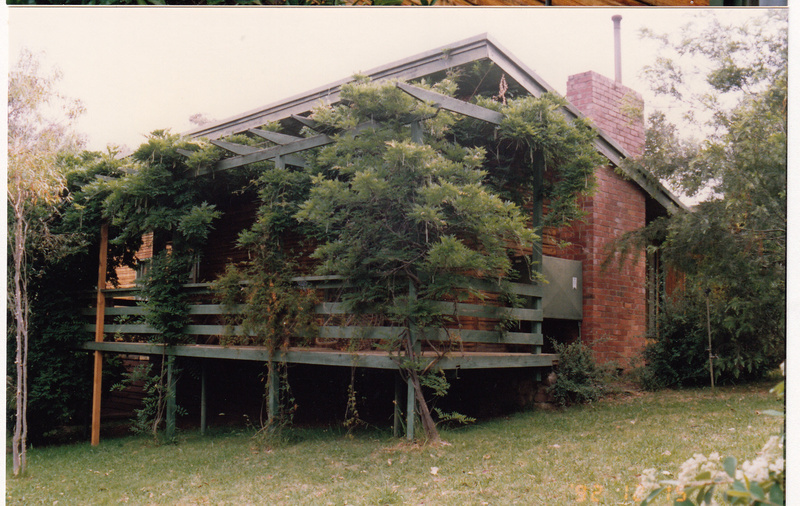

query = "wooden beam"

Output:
[[86, 323, 542, 345], [279, 154, 307, 168], [406, 376, 415, 440], [248, 129, 303, 145], [215, 133, 332, 173], [213, 122, 377, 173], [91, 221, 109, 446], [396, 82, 504, 125], [209, 139, 260, 156], [176, 148, 196, 158], [291, 114, 322, 131]]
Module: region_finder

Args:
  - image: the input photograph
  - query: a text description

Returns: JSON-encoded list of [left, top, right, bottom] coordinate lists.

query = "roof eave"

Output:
[[185, 33, 686, 214]]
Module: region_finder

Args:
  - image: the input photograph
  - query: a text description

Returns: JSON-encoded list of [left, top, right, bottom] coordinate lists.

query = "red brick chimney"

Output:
[[547, 70, 649, 366], [566, 71, 645, 158]]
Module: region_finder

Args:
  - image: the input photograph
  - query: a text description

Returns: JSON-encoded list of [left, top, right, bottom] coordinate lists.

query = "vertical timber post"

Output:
[[405, 279, 419, 441], [166, 354, 177, 441], [532, 150, 545, 356], [267, 358, 279, 426], [405, 377, 415, 441], [200, 359, 207, 435], [404, 121, 424, 441], [393, 373, 402, 438], [91, 221, 109, 446]]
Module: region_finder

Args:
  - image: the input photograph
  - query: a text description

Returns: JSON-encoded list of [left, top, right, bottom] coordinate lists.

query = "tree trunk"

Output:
[[12, 211, 29, 476], [406, 365, 441, 443], [404, 328, 441, 443]]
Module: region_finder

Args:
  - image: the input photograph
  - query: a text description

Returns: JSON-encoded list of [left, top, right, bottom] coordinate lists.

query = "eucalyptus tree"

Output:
[[7, 49, 85, 475]]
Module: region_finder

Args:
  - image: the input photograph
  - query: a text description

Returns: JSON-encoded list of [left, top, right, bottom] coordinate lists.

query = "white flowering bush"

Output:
[[635, 364, 785, 505]]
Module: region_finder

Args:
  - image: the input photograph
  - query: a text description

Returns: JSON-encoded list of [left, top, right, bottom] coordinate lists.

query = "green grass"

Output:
[[7, 383, 782, 505]]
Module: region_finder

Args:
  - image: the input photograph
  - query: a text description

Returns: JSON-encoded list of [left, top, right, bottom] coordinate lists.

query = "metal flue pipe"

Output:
[[612, 15, 622, 83]]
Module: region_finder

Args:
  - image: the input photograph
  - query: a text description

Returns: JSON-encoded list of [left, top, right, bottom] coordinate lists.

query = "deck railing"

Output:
[[84, 275, 544, 355]]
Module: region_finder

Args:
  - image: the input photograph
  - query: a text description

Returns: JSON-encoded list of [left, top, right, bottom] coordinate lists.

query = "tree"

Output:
[[622, 11, 787, 386], [7, 50, 85, 475], [291, 77, 598, 440]]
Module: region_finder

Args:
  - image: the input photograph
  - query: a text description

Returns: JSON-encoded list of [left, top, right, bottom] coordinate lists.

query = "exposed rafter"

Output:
[[182, 34, 685, 214], [209, 139, 260, 156], [396, 82, 504, 125], [209, 121, 379, 174], [248, 129, 304, 145]]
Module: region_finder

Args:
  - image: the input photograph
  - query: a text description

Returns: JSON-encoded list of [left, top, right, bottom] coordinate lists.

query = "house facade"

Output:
[[87, 34, 685, 440]]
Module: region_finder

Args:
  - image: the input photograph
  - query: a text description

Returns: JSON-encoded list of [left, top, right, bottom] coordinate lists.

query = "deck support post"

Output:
[[393, 373, 402, 438], [267, 359, 279, 426], [532, 150, 545, 355], [91, 221, 109, 446], [405, 376, 415, 441], [166, 354, 177, 441], [405, 278, 419, 441], [200, 359, 207, 435]]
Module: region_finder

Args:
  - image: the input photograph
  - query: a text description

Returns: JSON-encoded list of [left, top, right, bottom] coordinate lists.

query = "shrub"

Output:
[[548, 340, 604, 406], [637, 292, 782, 391]]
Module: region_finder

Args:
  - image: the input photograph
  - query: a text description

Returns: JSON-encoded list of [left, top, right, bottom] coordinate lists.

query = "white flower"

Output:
[[677, 453, 706, 486], [741, 455, 770, 483]]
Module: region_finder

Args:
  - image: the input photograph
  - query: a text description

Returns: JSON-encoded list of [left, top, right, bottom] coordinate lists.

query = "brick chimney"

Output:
[[546, 70, 649, 366], [566, 71, 645, 158]]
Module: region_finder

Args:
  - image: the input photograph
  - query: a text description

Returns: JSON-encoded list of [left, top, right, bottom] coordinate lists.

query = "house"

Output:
[[84, 34, 685, 442]]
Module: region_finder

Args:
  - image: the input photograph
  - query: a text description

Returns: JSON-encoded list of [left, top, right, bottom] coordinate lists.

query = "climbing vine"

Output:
[[103, 130, 235, 438]]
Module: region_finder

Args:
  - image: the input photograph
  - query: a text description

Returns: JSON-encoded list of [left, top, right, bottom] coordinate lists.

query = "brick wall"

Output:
[[116, 232, 153, 288], [555, 71, 648, 364]]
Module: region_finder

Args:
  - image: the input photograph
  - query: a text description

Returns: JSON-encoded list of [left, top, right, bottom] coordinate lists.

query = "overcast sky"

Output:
[[5, 6, 778, 153]]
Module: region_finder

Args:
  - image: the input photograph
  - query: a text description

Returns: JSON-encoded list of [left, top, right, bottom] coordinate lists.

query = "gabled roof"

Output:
[[185, 34, 686, 213]]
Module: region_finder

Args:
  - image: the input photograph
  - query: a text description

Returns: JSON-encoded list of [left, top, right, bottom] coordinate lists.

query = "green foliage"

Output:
[[618, 11, 786, 389], [215, 262, 318, 348], [493, 93, 602, 227], [548, 340, 604, 407], [213, 142, 318, 349], [297, 79, 536, 310], [98, 132, 233, 439], [7, 149, 142, 446], [638, 289, 782, 391], [111, 361, 187, 443], [104, 130, 223, 254], [139, 251, 193, 345], [455, 92, 601, 230]]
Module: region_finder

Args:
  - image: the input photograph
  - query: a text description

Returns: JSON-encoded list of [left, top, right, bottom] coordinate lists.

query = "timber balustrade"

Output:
[[82, 275, 553, 370]]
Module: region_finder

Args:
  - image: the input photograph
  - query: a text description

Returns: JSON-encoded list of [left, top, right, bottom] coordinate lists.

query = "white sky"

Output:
[[5, 6, 774, 152]]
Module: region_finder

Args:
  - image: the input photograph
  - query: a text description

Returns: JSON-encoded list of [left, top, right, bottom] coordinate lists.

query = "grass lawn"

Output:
[[6, 382, 782, 505]]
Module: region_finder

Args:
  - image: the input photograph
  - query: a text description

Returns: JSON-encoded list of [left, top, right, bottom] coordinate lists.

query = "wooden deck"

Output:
[[83, 341, 556, 370]]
